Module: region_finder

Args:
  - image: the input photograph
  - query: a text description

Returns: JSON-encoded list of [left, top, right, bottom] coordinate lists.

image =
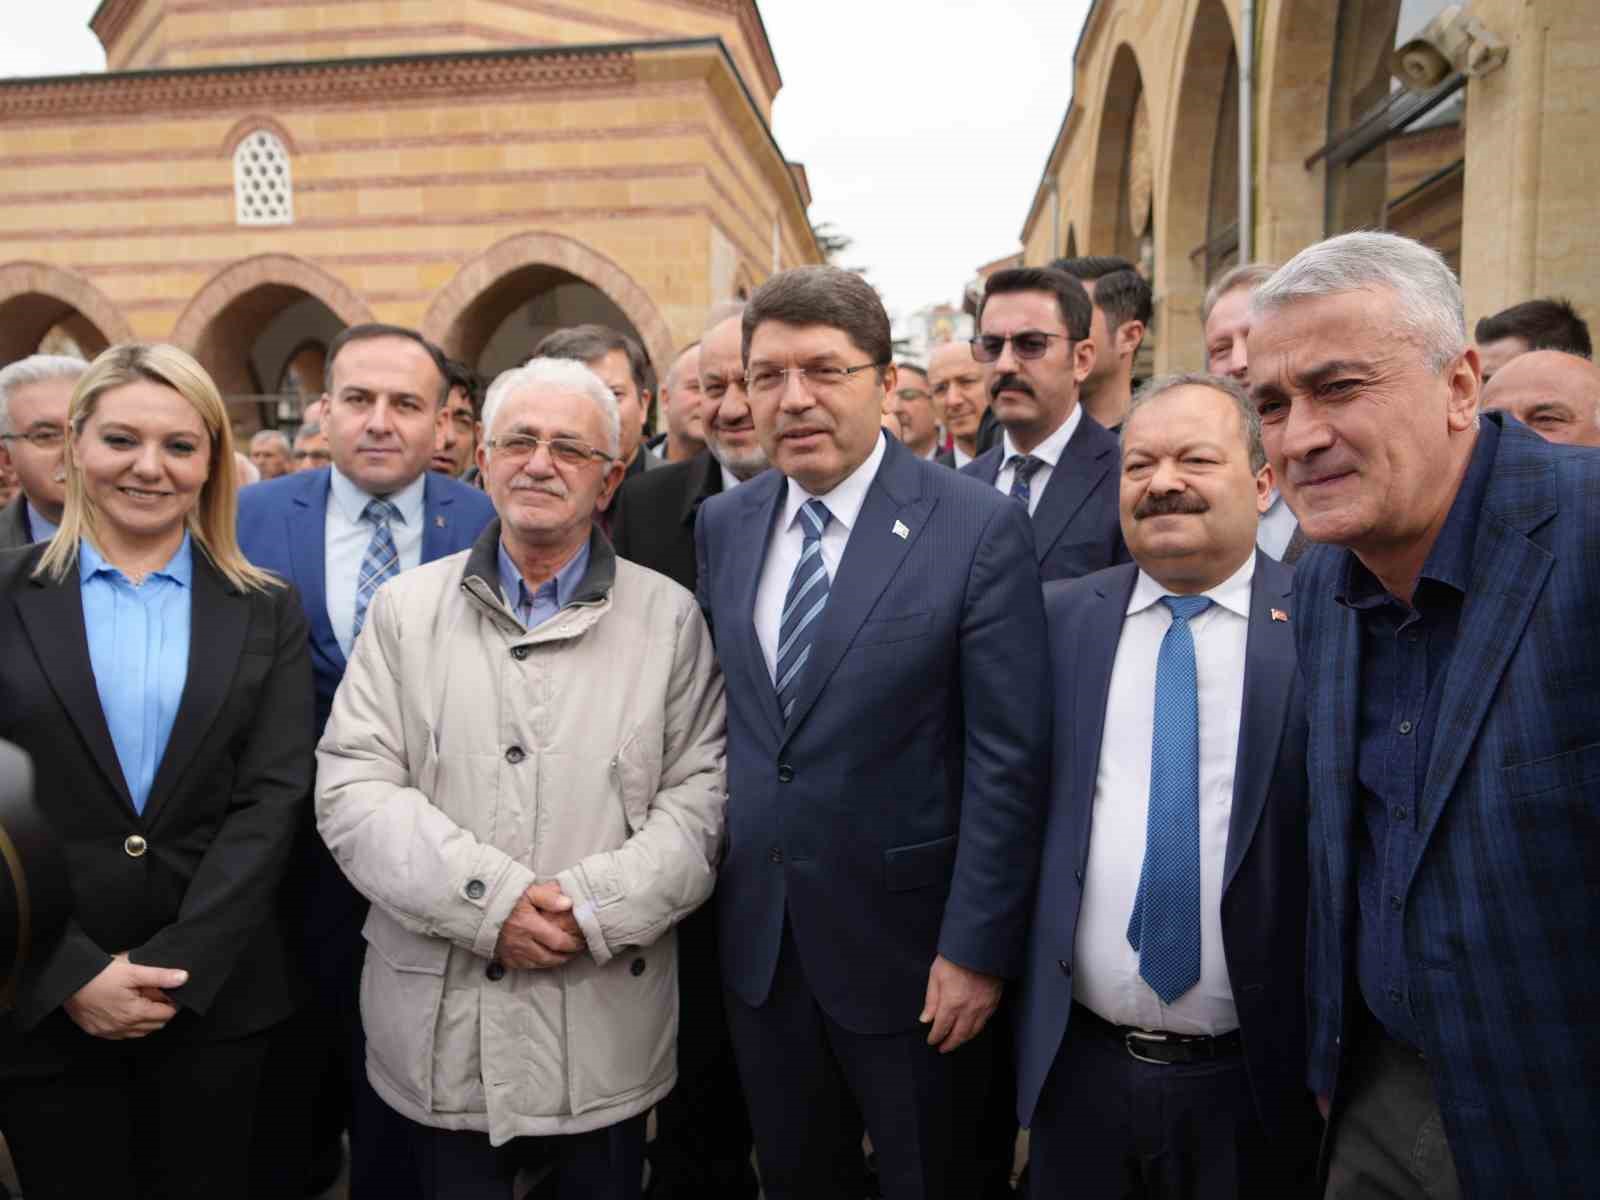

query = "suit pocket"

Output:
[[1502, 741, 1600, 798], [884, 834, 958, 892], [852, 610, 932, 648], [360, 910, 448, 1112]]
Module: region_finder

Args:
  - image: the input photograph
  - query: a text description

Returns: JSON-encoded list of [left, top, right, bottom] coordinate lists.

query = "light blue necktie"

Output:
[[775, 499, 832, 723], [1127, 594, 1212, 1004], [352, 498, 401, 642], [1007, 454, 1044, 511]]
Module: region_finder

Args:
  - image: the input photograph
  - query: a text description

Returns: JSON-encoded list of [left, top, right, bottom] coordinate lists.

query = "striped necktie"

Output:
[[1007, 454, 1044, 510], [352, 498, 401, 642], [774, 499, 832, 723]]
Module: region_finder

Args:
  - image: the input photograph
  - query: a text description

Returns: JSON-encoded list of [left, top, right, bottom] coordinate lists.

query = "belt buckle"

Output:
[[1123, 1029, 1172, 1065]]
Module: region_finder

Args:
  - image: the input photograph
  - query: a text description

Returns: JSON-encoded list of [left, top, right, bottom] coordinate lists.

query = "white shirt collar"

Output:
[[952, 445, 973, 469], [720, 464, 744, 494], [1001, 402, 1082, 469], [780, 430, 887, 535], [1127, 549, 1256, 620], [329, 465, 427, 527]]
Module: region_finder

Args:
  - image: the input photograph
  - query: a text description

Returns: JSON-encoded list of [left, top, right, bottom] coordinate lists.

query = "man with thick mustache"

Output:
[[695, 265, 1049, 1200], [1249, 232, 1600, 1197], [962, 266, 1127, 582], [1019, 373, 1319, 1197]]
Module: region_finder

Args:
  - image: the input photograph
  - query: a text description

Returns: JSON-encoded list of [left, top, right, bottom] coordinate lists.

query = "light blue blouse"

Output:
[[80, 535, 193, 814]]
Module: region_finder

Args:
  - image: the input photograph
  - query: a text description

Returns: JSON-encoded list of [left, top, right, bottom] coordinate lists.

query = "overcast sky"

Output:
[[0, 1, 1089, 323]]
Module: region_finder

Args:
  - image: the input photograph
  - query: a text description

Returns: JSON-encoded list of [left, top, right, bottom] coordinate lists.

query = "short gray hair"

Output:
[[250, 429, 291, 453], [295, 421, 321, 440], [1251, 231, 1466, 372], [1122, 371, 1266, 472], [482, 357, 620, 458], [1201, 262, 1277, 327], [0, 354, 88, 433]]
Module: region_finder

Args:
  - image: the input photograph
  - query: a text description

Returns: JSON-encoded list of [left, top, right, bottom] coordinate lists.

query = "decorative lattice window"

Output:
[[234, 129, 293, 226]]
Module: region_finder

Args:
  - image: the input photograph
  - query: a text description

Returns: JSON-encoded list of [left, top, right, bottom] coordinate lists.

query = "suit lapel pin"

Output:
[[892, 519, 910, 540], [435, 515, 446, 528], [1271, 608, 1289, 622]]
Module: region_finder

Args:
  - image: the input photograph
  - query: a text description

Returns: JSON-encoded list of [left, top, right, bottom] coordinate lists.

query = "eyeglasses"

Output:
[[969, 332, 1067, 363], [0, 428, 65, 450], [745, 362, 886, 399], [896, 387, 931, 404], [485, 434, 614, 468], [293, 448, 333, 465]]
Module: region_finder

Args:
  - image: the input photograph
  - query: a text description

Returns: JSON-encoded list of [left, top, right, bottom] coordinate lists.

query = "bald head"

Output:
[[1481, 350, 1600, 447]]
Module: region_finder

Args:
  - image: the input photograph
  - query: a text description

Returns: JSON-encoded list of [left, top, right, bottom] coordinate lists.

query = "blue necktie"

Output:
[[1127, 594, 1212, 1005], [353, 498, 401, 642], [1007, 454, 1044, 510], [775, 499, 832, 723]]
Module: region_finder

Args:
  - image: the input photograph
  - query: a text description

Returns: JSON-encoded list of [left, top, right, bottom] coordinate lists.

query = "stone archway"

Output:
[[422, 232, 673, 379], [0, 261, 134, 364], [1158, 0, 1244, 369], [1085, 43, 1150, 261], [171, 254, 374, 399], [1256, 0, 1341, 262]]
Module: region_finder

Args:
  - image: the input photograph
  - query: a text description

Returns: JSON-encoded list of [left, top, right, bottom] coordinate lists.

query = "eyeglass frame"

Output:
[[968, 331, 1070, 363], [743, 360, 889, 396], [0, 428, 67, 450], [482, 432, 616, 469]]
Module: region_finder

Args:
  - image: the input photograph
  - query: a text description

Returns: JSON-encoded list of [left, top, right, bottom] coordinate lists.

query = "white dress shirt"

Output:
[[327, 467, 427, 658], [993, 403, 1083, 516], [951, 445, 973, 469], [1073, 552, 1256, 1035], [754, 431, 887, 683], [1257, 489, 1298, 559], [720, 464, 745, 495]]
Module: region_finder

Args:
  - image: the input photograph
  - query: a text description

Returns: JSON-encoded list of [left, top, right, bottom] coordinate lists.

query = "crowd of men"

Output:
[[0, 230, 1597, 1200]]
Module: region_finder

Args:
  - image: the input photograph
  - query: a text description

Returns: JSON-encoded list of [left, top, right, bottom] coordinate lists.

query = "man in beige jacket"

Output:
[[316, 356, 728, 1199]]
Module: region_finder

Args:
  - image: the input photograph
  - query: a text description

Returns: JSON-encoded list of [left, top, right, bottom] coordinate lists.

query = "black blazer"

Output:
[[609, 449, 724, 592], [0, 498, 32, 552], [961, 413, 1129, 581], [1017, 556, 1317, 1153], [0, 541, 313, 1065]]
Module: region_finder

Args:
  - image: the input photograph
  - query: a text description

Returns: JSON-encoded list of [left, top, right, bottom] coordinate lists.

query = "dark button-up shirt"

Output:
[[1337, 419, 1499, 1050]]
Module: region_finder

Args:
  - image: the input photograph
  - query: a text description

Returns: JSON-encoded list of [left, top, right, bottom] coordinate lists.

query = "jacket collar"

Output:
[[678, 450, 723, 527], [460, 520, 617, 634]]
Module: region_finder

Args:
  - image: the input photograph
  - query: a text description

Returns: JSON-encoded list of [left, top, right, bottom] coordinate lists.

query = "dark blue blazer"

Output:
[[1017, 556, 1315, 1144], [1297, 413, 1600, 1194], [695, 434, 1052, 1035], [960, 411, 1128, 581], [236, 467, 495, 733]]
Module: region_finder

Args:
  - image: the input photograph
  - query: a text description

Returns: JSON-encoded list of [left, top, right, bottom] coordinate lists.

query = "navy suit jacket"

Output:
[[695, 433, 1051, 1035], [960, 412, 1128, 581], [1017, 556, 1315, 1146], [1297, 413, 1600, 1194], [236, 467, 495, 734]]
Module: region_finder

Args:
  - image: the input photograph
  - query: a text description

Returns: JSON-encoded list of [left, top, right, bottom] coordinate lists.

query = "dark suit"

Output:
[[0, 498, 34, 551], [695, 433, 1050, 1200], [961, 414, 1128, 581], [235, 466, 495, 1198], [607, 449, 755, 1199], [933, 449, 957, 469], [1298, 413, 1600, 1195], [1018, 556, 1318, 1195], [0, 541, 312, 1196]]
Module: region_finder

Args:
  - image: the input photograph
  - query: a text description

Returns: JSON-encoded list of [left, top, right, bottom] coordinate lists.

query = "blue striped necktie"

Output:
[[774, 499, 832, 723], [1127, 594, 1211, 1005], [352, 498, 402, 642], [1007, 454, 1044, 510]]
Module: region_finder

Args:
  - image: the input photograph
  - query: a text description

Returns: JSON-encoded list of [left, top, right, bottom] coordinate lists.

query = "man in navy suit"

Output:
[[237, 323, 495, 1199], [1019, 373, 1319, 1197], [961, 266, 1127, 582], [1249, 231, 1600, 1197], [695, 266, 1050, 1200]]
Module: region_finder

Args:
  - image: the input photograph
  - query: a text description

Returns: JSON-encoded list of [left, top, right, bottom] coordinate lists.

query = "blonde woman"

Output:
[[0, 343, 313, 1199]]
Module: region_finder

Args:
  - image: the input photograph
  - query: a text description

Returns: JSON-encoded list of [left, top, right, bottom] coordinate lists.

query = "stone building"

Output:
[[0, 0, 819, 425], [1010, 0, 1597, 372]]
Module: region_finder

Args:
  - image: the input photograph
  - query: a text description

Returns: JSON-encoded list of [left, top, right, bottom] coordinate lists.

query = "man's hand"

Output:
[[493, 881, 584, 970], [64, 954, 188, 1040], [919, 955, 1003, 1054]]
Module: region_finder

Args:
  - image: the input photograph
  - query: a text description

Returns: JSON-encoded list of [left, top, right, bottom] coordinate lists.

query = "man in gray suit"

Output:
[[0, 355, 84, 550]]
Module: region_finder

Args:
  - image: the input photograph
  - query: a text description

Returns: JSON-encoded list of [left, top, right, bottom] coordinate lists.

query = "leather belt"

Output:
[[1072, 1002, 1243, 1065]]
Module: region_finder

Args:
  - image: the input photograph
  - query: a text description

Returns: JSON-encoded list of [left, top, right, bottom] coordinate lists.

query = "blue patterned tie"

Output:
[[1007, 454, 1044, 510], [774, 499, 832, 723], [353, 498, 401, 642], [1127, 594, 1212, 1004]]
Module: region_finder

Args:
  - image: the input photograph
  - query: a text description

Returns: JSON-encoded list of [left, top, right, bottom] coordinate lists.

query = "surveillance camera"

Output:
[[1391, 4, 1508, 93]]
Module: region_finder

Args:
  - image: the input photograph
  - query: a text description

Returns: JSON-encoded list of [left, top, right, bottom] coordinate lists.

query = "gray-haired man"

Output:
[[0, 354, 85, 550]]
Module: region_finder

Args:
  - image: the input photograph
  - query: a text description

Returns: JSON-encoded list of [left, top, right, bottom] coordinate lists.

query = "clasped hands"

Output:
[[64, 953, 189, 1040], [493, 880, 585, 970]]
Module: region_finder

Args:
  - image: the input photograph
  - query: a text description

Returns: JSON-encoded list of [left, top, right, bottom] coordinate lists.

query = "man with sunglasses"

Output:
[[695, 265, 1049, 1200], [317, 356, 726, 1200], [963, 267, 1128, 584], [0, 354, 84, 551]]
